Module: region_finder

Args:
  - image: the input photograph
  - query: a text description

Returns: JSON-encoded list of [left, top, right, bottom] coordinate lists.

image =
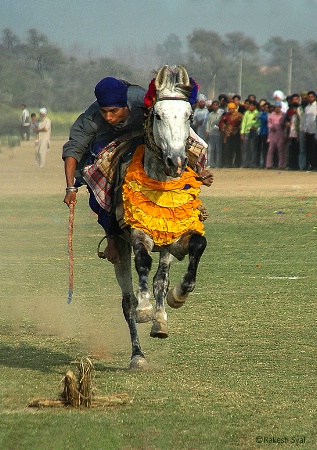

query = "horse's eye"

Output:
[[154, 113, 161, 121]]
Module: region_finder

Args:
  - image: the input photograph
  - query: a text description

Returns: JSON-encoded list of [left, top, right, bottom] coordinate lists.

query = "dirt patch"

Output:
[[1, 138, 316, 198], [202, 167, 317, 198]]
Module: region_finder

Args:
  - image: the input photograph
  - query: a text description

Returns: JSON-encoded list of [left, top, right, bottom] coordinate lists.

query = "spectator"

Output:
[[298, 91, 309, 170], [273, 90, 288, 112], [233, 94, 245, 114], [34, 108, 52, 168], [304, 90, 317, 170], [192, 94, 208, 138], [266, 102, 287, 169], [257, 102, 269, 168], [30, 112, 39, 144], [285, 101, 300, 170], [240, 100, 260, 168], [205, 100, 223, 168], [268, 103, 275, 114], [243, 99, 250, 113], [218, 94, 228, 114], [219, 101, 243, 167], [247, 94, 257, 102], [20, 104, 30, 141]]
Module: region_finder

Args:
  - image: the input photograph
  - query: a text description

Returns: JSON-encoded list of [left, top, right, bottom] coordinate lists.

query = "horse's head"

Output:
[[145, 66, 195, 179]]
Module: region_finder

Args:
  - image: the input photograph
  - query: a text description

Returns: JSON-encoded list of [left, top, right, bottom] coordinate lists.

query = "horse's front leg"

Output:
[[131, 229, 154, 323], [167, 233, 207, 308], [114, 237, 147, 370], [150, 249, 174, 339]]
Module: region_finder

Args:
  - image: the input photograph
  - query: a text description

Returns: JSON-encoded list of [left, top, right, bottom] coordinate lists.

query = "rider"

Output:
[[62, 77, 146, 264], [63, 75, 213, 265]]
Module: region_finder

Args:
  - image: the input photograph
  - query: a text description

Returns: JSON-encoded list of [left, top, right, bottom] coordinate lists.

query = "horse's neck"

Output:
[[143, 146, 176, 182]]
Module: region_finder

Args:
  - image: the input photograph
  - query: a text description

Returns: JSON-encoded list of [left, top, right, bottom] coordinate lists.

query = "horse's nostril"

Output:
[[166, 156, 174, 167]]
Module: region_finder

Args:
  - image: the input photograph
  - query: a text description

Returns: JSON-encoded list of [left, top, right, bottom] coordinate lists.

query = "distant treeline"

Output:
[[1, 27, 317, 132]]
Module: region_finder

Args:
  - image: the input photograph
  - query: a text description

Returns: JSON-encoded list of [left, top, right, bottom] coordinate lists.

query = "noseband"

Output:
[[144, 97, 191, 161]]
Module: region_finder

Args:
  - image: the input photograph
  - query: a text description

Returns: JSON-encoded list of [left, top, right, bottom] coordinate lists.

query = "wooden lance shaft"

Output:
[[67, 202, 75, 304]]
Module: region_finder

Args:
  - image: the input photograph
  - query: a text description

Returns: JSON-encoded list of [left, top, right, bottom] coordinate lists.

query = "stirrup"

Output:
[[97, 235, 107, 259]]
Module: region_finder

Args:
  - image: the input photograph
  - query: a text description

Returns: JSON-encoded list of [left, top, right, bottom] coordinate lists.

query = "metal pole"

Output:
[[238, 51, 243, 96], [287, 47, 293, 96]]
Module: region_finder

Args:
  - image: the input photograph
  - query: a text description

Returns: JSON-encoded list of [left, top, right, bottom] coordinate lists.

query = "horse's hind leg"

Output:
[[167, 233, 207, 309], [114, 238, 147, 370], [150, 249, 173, 339], [132, 229, 154, 323]]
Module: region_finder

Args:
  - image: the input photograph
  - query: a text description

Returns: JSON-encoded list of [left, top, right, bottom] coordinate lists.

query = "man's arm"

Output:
[[63, 157, 78, 206]]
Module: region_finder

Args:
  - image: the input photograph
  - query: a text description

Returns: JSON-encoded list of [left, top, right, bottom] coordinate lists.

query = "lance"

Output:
[[67, 202, 75, 304]]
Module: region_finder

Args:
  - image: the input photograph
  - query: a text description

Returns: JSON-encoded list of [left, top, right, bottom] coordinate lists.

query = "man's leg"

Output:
[[88, 190, 121, 264]]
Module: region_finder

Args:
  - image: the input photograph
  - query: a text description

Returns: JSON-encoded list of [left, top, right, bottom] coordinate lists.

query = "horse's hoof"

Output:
[[150, 320, 168, 339], [166, 287, 187, 309], [136, 305, 154, 323], [129, 355, 148, 370]]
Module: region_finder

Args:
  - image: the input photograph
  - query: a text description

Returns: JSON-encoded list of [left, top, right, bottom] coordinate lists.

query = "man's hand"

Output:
[[64, 191, 77, 206], [197, 169, 214, 186]]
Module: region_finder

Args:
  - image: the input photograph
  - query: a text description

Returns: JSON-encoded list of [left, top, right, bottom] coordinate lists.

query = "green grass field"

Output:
[[0, 192, 315, 450]]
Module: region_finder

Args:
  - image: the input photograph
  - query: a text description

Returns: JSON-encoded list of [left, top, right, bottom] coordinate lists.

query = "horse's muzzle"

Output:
[[164, 154, 188, 178]]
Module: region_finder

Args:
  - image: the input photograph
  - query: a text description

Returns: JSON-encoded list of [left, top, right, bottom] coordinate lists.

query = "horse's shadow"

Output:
[[0, 342, 72, 373], [0, 342, 131, 373]]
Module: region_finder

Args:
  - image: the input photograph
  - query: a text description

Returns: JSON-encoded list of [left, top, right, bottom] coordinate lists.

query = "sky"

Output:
[[1, 0, 317, 56]]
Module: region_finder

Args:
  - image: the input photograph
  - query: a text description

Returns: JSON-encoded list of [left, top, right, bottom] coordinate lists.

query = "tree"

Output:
[[155, 33, 184, 66], [263, 37, 315, 95], [27, 28, 48, 49], [187, 29, 228, 97], [224, 32, 259, 96], [0, 28, 20, 56], [24, 28, 66, 75], [225, 32, 258, 60]]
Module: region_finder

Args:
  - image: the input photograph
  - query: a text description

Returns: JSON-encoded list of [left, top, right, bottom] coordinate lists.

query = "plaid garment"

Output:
[[186, 136, 207, 174], [82, 136, 138, 212], [196, 151, 206, 172], [82, 163, 112, 212]]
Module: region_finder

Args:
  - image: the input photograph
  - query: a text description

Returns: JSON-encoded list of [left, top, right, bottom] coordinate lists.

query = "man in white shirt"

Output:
[[192, 94, 208, 139], [205, 100, 223, 167], [304, 91, 317, 170], [20, 104, 30, 141], [35, 108, 51, 168]]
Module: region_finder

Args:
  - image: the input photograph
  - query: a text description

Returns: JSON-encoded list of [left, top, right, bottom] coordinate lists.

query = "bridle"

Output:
[[144, 96, 192, 161]]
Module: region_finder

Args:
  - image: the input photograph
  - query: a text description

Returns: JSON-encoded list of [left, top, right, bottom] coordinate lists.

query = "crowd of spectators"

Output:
[[192, 89, 317, 171]]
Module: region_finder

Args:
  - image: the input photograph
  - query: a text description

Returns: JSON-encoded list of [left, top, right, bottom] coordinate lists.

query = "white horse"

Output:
[[113, 66, 207, 369]]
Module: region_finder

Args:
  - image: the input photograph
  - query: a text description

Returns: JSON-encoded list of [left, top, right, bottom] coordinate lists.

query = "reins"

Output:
[[144, 108, 163, 161]]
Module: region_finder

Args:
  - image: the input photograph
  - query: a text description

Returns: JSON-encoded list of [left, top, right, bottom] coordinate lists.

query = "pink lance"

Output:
[[67, 202, 75, 304]]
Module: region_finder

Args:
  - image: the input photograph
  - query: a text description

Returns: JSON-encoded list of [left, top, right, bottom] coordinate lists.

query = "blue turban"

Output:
[[94, 77, 128, 108]]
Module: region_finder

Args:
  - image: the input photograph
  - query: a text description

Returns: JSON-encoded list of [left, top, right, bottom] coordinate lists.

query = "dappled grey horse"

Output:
[[113, 66, 207, 369]]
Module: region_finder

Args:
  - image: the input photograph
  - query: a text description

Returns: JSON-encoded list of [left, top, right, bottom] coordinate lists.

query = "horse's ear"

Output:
[[155, 65, 169, 92], [177, 65, 190, 86]]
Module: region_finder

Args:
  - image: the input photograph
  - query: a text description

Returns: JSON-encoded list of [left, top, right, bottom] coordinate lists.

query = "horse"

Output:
[[113, 65, 207, 369]]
